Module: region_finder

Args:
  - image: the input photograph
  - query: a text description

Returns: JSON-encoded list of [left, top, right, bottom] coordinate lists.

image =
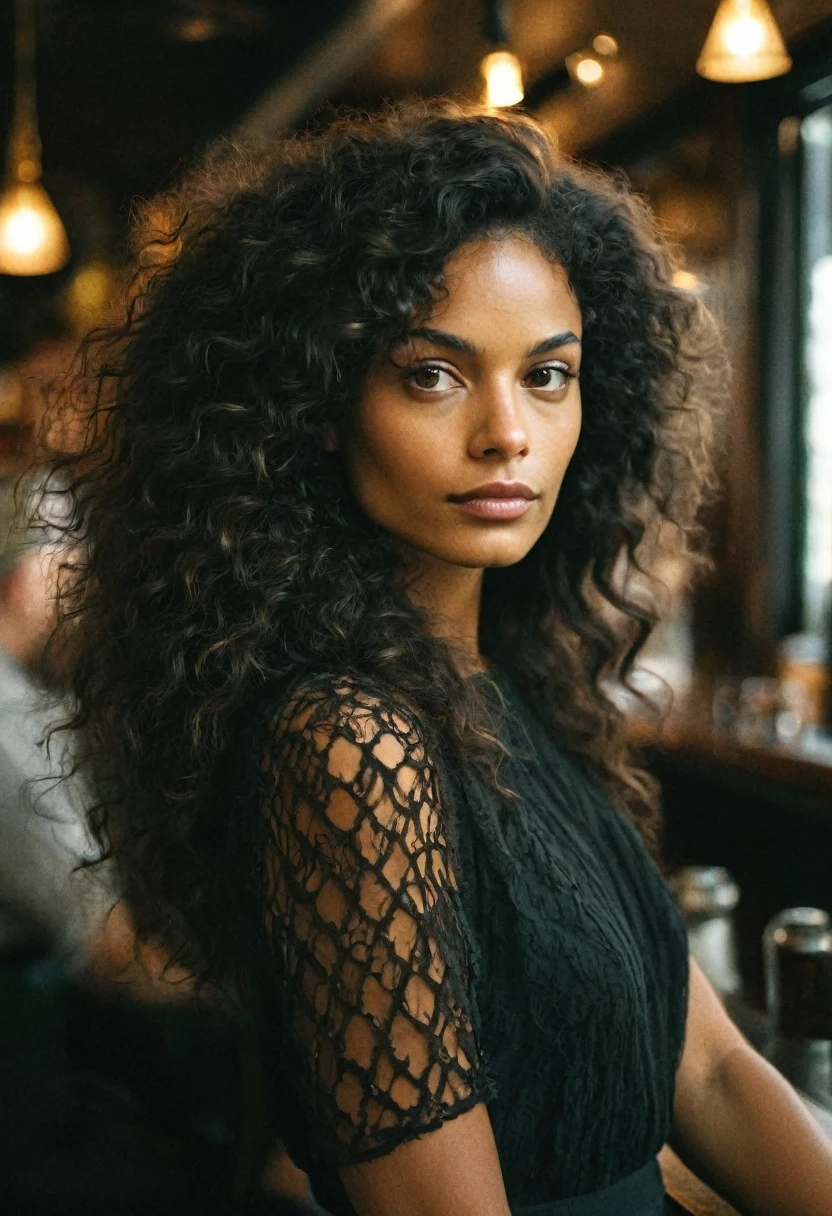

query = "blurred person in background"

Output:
[[0, 934, 312, 1215], [0, 470, 109, 965], [44, 103, 832, 1216], [0, 473, 314, 1214]]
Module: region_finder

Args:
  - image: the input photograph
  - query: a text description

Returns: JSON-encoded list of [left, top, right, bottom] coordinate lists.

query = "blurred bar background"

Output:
[[3, 0, 832, 1201]]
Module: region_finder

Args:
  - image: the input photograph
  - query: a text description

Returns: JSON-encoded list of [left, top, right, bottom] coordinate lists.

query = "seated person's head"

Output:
[[0, 471, 66, 676]]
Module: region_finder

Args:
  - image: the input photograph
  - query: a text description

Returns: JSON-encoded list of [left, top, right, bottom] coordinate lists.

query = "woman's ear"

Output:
[[321, 423, 340, 453]]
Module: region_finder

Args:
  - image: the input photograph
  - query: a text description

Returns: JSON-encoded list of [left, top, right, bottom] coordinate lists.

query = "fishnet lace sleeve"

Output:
[[259, 678, 489, 1165]]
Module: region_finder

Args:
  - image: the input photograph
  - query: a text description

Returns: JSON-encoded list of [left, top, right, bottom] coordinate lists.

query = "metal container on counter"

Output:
[[669, 866, 741, 996], [763, 907, 832, 1107]]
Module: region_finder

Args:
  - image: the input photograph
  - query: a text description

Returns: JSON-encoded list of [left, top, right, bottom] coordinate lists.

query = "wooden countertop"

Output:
[[632, 719, 832, 816]]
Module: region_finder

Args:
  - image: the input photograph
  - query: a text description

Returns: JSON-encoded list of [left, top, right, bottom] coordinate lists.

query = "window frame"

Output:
[[758, 28, 832, 639]]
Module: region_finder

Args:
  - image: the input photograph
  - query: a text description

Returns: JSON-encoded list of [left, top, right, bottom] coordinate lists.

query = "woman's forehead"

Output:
[[421, 235, 581, 340]]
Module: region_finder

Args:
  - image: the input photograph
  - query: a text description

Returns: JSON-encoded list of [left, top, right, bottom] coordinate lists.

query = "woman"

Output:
[[47, 104, 832, 1215]]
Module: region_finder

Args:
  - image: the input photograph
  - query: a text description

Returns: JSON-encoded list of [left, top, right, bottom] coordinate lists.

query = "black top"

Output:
[[247, 665, 689, 1214]]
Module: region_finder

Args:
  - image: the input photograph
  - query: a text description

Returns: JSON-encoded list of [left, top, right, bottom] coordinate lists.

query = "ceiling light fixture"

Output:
[[0, 0, 70, 276], [592, 33, 619, 58], [696, 0, 791, 83], [567, 52, 605, 87], [566, 33, 618, 90], [480, 0, 524, 108], [482, 50, 525, 107]]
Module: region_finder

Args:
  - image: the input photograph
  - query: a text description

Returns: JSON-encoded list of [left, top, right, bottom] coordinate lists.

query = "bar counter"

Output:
[[641, 720, 832, 821], [635, 717, 832, 1010]]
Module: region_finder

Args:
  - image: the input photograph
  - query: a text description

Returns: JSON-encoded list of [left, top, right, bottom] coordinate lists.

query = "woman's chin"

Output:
[[411, 537, 538, 570]]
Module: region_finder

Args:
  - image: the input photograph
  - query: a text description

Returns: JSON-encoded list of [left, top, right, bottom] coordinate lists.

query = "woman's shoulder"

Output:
[[256, 671, 456, 902], [255, 671, 446, 840], [261, 670, 429, 756]]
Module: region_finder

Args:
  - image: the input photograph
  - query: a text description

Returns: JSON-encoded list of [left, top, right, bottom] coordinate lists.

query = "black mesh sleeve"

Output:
[[259, 678, 489, 1165]]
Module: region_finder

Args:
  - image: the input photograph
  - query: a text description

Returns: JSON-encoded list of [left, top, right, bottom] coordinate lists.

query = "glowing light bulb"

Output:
[[723, 15, 765, 57], [481, 50, 524, 108], [566, 52, 606, 88], [575, 56, 604, 86], [6, 203, 46, 254], [592, 33, 619, 58], [0, 0, 70, 276], [697, 0, 791, 83], [0, 181, 70, 276]]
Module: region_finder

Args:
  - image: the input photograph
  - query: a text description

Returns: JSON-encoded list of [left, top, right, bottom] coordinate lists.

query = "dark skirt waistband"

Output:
[[514, 1159, 666, 1216]]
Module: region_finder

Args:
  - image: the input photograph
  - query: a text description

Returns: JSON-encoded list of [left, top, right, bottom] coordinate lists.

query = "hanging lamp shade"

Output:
[[0, 0, 70, 276], [481, 50, 524, 107], [697, 0, 791, 83], [0, 180, 70, 276]]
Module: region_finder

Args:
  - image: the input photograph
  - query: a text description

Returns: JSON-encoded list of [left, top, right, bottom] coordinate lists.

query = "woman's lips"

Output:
[[450, 496, 535, 520], [448, 481, 538, 521]]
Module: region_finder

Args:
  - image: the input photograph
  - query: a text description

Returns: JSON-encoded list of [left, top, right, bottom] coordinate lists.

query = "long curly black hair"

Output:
[[43, 101, 721, 990]]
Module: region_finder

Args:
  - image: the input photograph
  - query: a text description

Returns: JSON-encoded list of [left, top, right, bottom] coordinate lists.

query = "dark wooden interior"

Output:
[[2, 0, 832, 1021]]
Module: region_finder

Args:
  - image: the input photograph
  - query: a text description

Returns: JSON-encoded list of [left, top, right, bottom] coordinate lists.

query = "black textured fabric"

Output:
[[248, 664, 689, 1214], [514, 1159, 665, 1214]]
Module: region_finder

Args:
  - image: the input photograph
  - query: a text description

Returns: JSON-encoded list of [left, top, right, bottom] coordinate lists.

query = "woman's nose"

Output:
[[468, 382, 530, 460]]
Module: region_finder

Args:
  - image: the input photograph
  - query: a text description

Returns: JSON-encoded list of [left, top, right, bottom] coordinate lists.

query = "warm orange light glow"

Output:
[[481, 50, 524, 108], [0, 180, 70, 276], [672, 270, 701, 292], [592, 33, 619, 58], [62, 259, 118, 333], [175, 16, 219, 42], [576, 57, 603, 86], [0, 365, 23, 424], [697, 0, 791, 83], [1, 0, 71, 276], [567, 52, 605, 88]]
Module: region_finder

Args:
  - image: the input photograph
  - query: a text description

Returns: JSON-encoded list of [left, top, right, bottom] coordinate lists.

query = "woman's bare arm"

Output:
[[340, 1104, 511, 1216], [260, 684, 512, 1216], [671, 956, 832, 1216]]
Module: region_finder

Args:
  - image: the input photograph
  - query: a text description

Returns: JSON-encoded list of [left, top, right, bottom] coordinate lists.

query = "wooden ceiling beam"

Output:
[[233, 0, 422, 139]]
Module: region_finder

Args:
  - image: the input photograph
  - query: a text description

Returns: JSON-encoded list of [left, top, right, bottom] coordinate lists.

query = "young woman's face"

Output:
[[340, 234, 583, 571]]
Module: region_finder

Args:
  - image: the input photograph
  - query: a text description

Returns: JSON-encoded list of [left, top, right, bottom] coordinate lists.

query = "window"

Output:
[[800, 105, 832, 632]]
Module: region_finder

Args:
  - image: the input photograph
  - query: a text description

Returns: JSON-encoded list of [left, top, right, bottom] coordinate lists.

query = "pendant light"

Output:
[[480, 0, 524, 108], [566, 35, 619, 90], [696, 0, 791, 84], [0, 0, 70, 276], [482, 51, 524, 107]]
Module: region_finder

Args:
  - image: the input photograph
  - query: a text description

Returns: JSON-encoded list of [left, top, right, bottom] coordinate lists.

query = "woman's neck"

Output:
[[398, 549, 488, 675]]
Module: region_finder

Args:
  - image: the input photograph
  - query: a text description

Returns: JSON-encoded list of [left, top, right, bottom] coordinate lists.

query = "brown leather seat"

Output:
[[659, 1146, 742, 1216]]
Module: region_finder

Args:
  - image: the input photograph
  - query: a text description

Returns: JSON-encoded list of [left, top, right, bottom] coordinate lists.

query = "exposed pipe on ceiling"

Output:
[[233, 0, 421, 140]]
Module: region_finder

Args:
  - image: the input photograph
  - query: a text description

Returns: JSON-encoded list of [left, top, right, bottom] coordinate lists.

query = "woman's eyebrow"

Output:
[[405, 326, 582, 359], [526, 331, 582, 357], [407, 326, 482, 355]]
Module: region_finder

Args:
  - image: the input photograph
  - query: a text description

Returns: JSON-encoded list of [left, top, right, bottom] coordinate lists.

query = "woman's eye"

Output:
[[406, 364, 457, 391], [524, 364, 573, 391]]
